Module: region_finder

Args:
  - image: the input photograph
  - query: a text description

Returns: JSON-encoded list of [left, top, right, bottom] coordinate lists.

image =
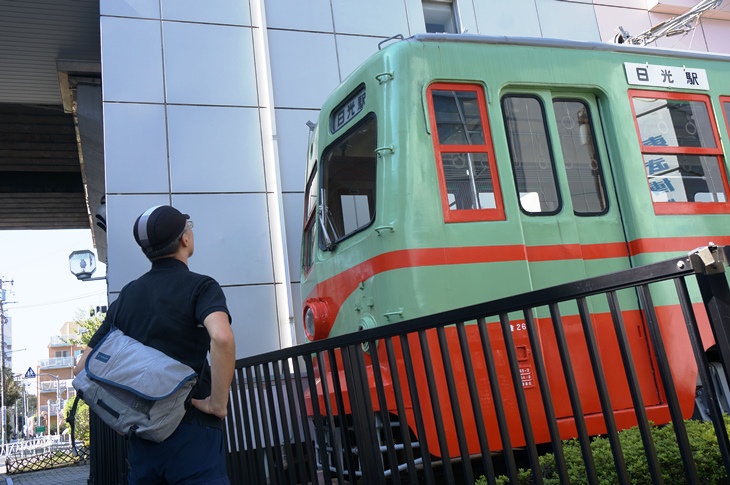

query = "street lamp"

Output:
[[68, 250, 105, 282], [38, 374, 60, 438]]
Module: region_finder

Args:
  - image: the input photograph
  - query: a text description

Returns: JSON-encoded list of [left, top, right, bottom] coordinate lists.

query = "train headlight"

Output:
[[303, 299, 331, 341], [304, 307, 316, 339]]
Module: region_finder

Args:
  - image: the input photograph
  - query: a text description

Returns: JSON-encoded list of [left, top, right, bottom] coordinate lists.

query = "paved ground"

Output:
[[0, 463, 90, 485]]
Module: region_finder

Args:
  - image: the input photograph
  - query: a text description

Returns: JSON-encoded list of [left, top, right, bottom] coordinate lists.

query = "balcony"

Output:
[[39, 379, 73, 393], [39, 403, 63, 415], [49, 335, 77, 347], [38, 357, 74, 369]]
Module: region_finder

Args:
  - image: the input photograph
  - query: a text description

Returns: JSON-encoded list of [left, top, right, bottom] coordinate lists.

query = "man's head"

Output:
[[133, 205, 193, 260]]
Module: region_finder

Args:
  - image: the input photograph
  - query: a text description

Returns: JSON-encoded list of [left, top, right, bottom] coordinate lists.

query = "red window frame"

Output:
[[628, 89, 730, 215], [722, 95, 730, 138], [427, 82, 505, 223]]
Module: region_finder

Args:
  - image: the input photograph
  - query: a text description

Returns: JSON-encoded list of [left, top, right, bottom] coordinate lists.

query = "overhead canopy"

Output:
[[0, 0, 102, 233]]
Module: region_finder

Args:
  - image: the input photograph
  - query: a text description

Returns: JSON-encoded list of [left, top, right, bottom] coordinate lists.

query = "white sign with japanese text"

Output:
[[624, 62, 709, 91], [330, 87, 366, 133]]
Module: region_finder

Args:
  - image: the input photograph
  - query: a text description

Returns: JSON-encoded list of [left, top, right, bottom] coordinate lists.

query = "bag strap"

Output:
[[185, 359, 208, 410], [68, 395, 81, 456]]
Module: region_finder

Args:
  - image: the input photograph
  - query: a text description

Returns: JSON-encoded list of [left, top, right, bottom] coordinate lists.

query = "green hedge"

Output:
[[476, 417, 730, 485]]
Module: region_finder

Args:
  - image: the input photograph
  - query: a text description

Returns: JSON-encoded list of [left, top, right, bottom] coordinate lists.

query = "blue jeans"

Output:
[[128, 421, 229, 485]]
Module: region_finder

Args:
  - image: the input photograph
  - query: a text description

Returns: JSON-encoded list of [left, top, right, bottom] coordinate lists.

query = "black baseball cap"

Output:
[[133, 205, 190, 252]]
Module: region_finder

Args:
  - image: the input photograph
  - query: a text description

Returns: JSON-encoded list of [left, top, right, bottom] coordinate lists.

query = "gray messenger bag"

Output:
[[71, 327, 198, 443]]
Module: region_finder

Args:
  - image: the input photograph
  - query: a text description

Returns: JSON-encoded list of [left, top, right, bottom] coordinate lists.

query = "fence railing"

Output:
[[89, 244, 730, 484], [0, 436, 57, 460]]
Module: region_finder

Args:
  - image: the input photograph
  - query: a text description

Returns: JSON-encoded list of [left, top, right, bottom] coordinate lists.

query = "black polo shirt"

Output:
[[89, 258, 231, 407]]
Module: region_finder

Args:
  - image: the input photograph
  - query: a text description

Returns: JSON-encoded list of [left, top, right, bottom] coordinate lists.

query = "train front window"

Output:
[[502, 95, 561, 215], [302, 164, 317, 274], [630, 91, 729, 214], [427, 83, 505, 223], [723, 97, 730, 140], [320, 115, 377, 247], [552, 100, 608, 215]]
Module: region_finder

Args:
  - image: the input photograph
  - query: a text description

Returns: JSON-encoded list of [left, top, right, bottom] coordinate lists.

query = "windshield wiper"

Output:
[[319, 188, 337, 251]]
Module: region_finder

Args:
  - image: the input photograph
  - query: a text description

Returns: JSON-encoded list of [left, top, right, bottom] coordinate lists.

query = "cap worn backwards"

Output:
[[133, 205, 190, 251]]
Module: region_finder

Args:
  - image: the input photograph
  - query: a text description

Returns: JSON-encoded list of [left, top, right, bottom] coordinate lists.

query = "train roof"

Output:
[[393, 33, 730, 63]]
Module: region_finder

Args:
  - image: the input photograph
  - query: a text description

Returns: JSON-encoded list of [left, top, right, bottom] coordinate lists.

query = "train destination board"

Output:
[[624, 62, 709, 90], [330, 86, 366, 133]]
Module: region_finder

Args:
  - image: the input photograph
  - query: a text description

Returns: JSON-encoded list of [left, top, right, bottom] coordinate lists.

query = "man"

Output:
[[74, 205, 236, 484]]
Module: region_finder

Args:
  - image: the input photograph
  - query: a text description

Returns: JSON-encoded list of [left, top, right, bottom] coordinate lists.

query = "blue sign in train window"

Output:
[[330, 85, 366, 133]]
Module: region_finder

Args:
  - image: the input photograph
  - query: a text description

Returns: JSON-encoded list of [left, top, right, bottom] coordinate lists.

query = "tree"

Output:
[[65, 308, 105, 347], [2, 370, 23, 440], [3, 368, 22, 408], [63, 396, 89, 445], [26, 394, 36, 417]]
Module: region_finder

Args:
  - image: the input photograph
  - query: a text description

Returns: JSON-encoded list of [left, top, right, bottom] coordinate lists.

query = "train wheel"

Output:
[[694, 360, 730, 420]]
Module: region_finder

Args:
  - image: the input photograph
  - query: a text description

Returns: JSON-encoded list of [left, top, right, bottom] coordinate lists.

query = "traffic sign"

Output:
[[24, 367, 36, 378]]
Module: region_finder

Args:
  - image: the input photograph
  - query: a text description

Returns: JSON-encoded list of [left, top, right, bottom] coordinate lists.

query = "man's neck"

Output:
[[153, 252, 188, 266]]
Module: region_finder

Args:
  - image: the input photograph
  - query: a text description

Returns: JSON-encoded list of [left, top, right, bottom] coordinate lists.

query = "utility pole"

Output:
[[0, 278, 13, 447]]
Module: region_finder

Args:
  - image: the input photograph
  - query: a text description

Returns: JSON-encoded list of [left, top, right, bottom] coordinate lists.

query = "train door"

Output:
[[501, 91, 661, 420]]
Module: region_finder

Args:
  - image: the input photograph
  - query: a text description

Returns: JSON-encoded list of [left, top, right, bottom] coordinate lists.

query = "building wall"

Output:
[[99, 0, 730, 358]]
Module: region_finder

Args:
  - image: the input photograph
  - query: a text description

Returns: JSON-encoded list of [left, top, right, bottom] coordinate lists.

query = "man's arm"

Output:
[[191, 311, 236, 419], [74, 308, 113, 376], [73, 347, 92, 376]]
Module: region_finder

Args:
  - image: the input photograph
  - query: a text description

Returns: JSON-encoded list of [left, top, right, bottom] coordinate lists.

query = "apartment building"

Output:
[[35, 321, 83, 436]]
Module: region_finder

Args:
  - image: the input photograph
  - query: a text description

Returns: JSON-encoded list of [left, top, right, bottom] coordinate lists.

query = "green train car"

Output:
[[300, 34, 730, 470]]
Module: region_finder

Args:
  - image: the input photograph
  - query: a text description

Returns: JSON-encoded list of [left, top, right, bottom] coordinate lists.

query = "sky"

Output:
[[0, 229, 107, 386]]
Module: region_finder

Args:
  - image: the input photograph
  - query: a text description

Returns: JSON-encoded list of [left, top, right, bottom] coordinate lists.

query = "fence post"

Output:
[[341, 344, 384, 484], [689, 244, 730, 381]]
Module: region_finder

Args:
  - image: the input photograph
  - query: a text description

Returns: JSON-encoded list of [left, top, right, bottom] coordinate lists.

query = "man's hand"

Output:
[[191, 396, 228, 420]]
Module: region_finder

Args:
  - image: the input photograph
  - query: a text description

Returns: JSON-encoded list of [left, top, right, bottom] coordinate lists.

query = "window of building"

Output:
[[320, 115, 377, 248], [55, 350, 69, 358], [630, 90, 729, 214], [423, 0, 458, 33], [427, 83, 504, 222], [552, 99, 608, 215], [502, 95, 561, 215]]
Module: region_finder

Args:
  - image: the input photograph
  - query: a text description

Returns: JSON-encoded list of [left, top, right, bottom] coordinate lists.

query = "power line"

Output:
[[9, 291, 107, 310]]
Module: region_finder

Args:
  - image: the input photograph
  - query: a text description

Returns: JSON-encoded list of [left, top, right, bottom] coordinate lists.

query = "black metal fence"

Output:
[[88, 411, 127, 484], [90, 244, 730, 485]]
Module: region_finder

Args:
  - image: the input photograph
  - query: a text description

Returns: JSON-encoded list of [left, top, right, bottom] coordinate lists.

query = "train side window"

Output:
[[427, 83, 505, 223], [320, 115, 377, 247], [630, 90, 730, 214], [552, 99, 608, 215], [302, 164, 317, 274], [502, 95, 561, 215]]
